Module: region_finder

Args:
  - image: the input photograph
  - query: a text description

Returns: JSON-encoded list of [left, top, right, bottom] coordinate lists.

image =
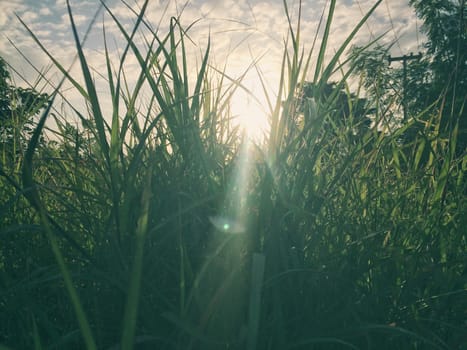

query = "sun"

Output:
[[230, 78, 270, 143]]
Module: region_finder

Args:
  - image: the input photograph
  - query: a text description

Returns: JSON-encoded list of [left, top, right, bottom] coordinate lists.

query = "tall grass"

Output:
[[0, 0, 465, 349]]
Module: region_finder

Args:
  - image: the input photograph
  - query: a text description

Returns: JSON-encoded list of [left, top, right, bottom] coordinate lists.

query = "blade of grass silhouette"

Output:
[[313, 0, 336, 83], [121, 164, 153, 350], [320, 0, 383, 82], [246, 253, 265, 350], [66, 0, 109, 163], [32, 316, 43, 350], [17, 1, 106, 348], [22, 95, 97, 350]]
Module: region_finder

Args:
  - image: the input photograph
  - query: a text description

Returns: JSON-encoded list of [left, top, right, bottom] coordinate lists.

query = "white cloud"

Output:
[[0, 0, 425, 134], [39, 6, 53, 16]]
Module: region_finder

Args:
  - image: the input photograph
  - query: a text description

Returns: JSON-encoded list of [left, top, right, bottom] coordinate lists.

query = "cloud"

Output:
[[1, 1, 423, 76], [39, 6, 53, 16], [0, 0, 425, 131]]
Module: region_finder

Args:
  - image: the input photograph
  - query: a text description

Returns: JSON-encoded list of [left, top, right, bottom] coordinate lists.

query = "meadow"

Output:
[[0, 0, 465, 349]]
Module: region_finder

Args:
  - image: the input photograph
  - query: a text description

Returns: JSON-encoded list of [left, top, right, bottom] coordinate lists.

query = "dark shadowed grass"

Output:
[[0, 0, 465, 349]]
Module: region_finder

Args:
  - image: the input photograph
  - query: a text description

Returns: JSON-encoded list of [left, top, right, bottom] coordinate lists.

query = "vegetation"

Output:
[[351, 0, 466, 151], [0, 0, 465, 349]]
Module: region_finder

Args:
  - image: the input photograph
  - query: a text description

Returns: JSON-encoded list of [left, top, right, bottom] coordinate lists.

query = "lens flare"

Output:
[[209, 216, 246, 234]]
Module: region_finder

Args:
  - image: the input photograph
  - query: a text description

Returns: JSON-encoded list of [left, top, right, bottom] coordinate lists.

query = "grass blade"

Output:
[[66, 0, 109, 163], [21, 97, 97, 350], [247, 253, 266, 350], [121, 164, 153, 350]]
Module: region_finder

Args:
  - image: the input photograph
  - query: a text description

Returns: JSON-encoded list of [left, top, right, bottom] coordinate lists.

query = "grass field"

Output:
[[0, 0, 466, 349]]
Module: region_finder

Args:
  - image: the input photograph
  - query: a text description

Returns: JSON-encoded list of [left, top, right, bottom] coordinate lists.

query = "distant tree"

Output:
[[295, 81, 373, 138], [410, 0, 466, 146], [350, 0, 466, 153], [0, 57, 49, 122], [410, 0, 466, 85], [0, 56, 49, 161]]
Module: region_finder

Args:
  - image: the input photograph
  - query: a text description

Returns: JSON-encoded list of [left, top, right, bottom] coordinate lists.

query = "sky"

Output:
[[0, 0, 425, 138]]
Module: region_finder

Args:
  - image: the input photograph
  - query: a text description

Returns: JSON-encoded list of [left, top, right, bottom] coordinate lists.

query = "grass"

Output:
[[0, 0, 466, 349]]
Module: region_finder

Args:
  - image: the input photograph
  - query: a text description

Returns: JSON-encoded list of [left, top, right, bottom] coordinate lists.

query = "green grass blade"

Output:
[[66, 0, 109, 162], [32, 317, 43, 350], [321, 0, 383, 81], [247, 253, 266, 350], [16, 16, 89, 99], [21, 97, 97, 350], [313, 0, 336, 83], [120, 165, 153, 350], [190, 37, 210, 120]]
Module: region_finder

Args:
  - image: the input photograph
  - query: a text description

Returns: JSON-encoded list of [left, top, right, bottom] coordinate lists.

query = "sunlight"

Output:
[[230, 78, 270, 143], [210, 136, 252, 235]]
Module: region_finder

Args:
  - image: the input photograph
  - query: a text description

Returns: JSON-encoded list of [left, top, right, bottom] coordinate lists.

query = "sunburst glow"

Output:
[[231, 76, 271, 143]]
